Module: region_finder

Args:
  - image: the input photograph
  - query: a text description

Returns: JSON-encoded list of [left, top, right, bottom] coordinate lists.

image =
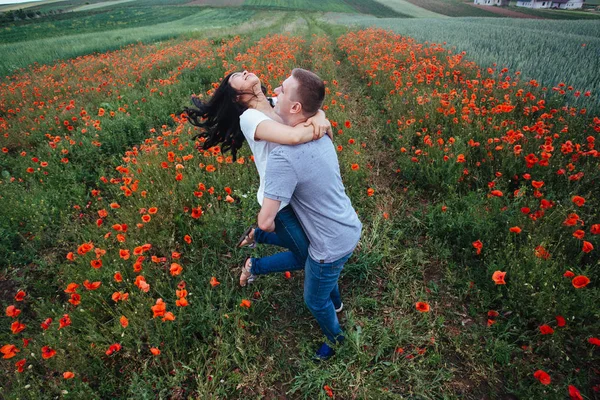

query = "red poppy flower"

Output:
[[323, 385, 334, 398], [14, 290, 26, 302], [509, 226, 521, 233], [490, 190, 503, 197], [556, 315, 566, 327], [591, 224, 600, 235], [120, 316, 129, 328], [184, 235, 192, 244], [582, 241, 593, 253], [6, 306, 21, 318], [162, 312, 175, 322], [568, 385, 583, 400], [11, 321, 26, 334], [150, 347, 161, 356], [534, 246, 550, 259], [68, 293, 81, 306], [351, 163, 359, 171], [40, 318, 52, 330], [588, 337, 600, 346], [41, 346, 56, 359], [240, 299, 251, 308], [1, 344, 19, 359], [472, 240, 483, 255], [58, 314, 71, 330], [571, 196, 585, 206], [563, 270, 575, 278], [415, 302, 430, 312], [539, 325, 554, 335], [119, 249, 130, 260], [492, 271, 506, 285], [170, 263, 183, 276], [83, 280, 101, 290], [210, 277, 220, 287], [572, 275, 590, 289], [114, 272, 123, 282], [105, 343, 121, 356], [533, 370, 551, 385], [15, 358, 26, 372], [151, 299, 166, 318], [65, 283, 80, 294], [63, 371, 75, 379]]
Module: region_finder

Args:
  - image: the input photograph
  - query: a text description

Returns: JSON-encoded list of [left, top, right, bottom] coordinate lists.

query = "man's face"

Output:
[[273, 75, 300, 122]]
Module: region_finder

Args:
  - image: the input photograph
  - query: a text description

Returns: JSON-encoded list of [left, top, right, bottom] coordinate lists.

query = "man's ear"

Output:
[[290, 102, 302, 115]]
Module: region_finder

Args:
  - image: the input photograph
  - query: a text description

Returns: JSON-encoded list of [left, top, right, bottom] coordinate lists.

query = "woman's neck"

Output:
[[247, 92, 272, 112]]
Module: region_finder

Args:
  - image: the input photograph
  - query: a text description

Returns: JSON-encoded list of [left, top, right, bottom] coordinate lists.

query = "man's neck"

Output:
[[281, 113, 307, 127]]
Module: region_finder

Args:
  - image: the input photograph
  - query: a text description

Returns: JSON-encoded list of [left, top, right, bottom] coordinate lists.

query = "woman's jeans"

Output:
[[250, 205, 309, 275], [249, 205, 344, 314]]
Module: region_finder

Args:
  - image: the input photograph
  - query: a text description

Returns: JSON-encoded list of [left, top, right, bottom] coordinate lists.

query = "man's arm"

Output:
[[257, 198, 281, 232]]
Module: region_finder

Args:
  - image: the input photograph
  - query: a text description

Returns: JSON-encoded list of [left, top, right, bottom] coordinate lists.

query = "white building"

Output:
[[515, 0, 584, 7], [474, 0, 509, 5], [552, 0, 584, 8], [516, 0, 551, 8]]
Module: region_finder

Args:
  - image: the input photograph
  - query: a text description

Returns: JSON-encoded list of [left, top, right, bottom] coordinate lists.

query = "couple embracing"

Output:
[[185, 68, 362, 361]]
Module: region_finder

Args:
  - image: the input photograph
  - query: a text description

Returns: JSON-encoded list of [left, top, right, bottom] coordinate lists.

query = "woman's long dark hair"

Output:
[[183, 72, 268, 160]]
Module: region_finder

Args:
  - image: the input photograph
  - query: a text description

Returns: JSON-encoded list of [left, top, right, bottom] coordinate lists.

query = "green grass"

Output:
[[0, 8, 260, 77], [399, 0, 503, 17], [0, 7, 199, 44], [242, 0, 409, 16], [506, 5, 600, 19], [72, 0, 136, 11], [374, 0, 449, 17], [342, 0, 410, 17], [244, 0, 356, 12]]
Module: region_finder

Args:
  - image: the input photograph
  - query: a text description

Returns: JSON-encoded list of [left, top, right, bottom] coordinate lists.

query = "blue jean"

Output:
[[304, 252, 352, 344], [250, 205, 309, 275], [249, 206, 343, 312]]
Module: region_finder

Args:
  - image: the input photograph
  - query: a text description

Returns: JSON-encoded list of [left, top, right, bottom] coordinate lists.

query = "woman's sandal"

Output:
[[236, 225, 257, 249], [240, 257, 256, 287]]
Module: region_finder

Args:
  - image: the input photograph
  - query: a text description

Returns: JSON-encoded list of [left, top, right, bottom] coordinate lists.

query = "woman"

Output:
[[184, 71, 339, 303]]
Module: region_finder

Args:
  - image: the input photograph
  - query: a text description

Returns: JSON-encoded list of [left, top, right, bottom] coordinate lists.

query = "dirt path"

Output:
[[468, 3, 545, 18]]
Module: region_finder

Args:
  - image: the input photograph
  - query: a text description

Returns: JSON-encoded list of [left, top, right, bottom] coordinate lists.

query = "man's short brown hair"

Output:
[[291, 68, 325, 116]]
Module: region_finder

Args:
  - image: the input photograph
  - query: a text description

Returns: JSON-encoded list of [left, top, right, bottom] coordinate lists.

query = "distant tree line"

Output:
[[0, 8, 68, 24]]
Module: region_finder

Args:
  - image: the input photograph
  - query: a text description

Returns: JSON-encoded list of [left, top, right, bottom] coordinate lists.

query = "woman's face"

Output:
[[229, 70, 260, 94]]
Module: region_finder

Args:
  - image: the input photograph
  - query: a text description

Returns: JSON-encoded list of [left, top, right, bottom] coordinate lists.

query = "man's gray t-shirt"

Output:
[[264, 136, 362, 263]]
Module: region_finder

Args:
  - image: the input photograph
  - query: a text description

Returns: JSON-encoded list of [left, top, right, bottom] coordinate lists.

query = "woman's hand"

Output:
[[304, 110, 333, 141]]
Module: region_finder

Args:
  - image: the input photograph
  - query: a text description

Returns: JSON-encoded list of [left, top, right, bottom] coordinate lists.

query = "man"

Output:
[[257, 68, 362, 361]]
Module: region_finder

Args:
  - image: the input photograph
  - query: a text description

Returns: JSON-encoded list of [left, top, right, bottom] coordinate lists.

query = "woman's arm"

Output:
[[254, 110, 331, 145]]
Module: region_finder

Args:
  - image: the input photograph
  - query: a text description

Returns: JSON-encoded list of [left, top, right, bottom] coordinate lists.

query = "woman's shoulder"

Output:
[[241, 108, 273, 121]]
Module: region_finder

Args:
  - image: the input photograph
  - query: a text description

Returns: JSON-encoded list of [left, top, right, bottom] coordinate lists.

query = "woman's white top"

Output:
[[239, 107, 288, 210]]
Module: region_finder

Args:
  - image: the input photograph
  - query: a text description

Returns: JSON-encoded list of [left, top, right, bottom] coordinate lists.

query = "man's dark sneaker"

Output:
[[313, 342, 336, 362]]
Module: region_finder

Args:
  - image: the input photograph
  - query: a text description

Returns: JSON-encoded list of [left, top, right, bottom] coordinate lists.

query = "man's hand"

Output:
[[304, 109, 332, 141], [258, 197, 281, 232]]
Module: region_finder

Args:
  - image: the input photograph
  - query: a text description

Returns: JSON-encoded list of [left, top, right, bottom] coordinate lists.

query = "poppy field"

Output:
[[0, 14, 599, 400]]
